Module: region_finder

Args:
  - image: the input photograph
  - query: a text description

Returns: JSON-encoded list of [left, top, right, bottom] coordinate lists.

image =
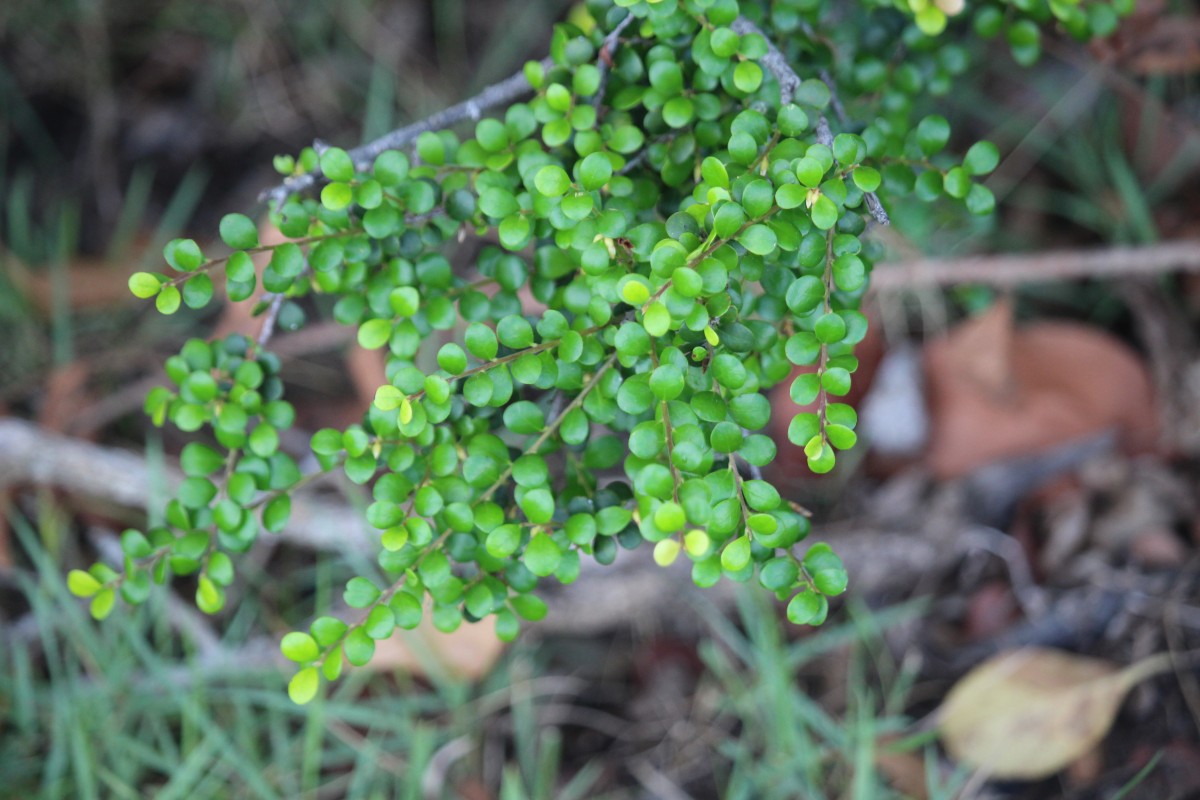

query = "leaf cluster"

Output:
[[86, 0, 1134, 704]]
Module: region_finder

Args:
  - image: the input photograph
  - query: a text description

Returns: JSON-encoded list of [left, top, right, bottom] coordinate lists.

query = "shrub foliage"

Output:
[[71, 0, 1128, 703]]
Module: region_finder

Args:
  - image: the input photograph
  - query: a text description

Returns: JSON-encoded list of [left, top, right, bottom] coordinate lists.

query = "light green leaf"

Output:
[[288, 667, 320, 705]]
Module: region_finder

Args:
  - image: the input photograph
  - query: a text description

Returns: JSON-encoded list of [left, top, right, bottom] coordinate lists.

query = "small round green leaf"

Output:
[[523, 533, 562, 577], [128, 272, 162, 299], [738, 224, 777, 256], [437, 343, 468, 374], [535, 165, 571, 197], [320, 147, 355, 182], [358, 319, 392, 350], [497, 315, 534, 349], [68, 569, 102, 597], [578, 153, 613, 191], [963, 140, 1000, 176], [219, 213, 259, 250], [281, 632, 320, 662], [465, 322, 499, 360], [344, 577, 381, 609], [916, 115, 951, 156], [288, 667, 320, 705], [155, 285, 182, 315], [733, 61, 763, 93], [787, 591, 824, 625]]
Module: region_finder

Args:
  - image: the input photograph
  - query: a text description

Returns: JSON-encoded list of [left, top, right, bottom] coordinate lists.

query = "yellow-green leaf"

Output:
[[128, 272, 162, 299], [288, 667, 320, 705], [67, 569, 102, 597], [90, 587, 116, 620]]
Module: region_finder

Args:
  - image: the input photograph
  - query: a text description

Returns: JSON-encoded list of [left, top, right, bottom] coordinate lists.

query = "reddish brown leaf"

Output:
[[924, 306, 1158, 479]]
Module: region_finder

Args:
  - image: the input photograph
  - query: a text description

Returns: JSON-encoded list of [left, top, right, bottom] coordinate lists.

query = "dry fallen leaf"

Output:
[[924, 304, 1159, 480], [938, 647, 1173, 780], [370, 614, 506, 681], [4, 236, 153, 315], [940, 296, 1017, 401]]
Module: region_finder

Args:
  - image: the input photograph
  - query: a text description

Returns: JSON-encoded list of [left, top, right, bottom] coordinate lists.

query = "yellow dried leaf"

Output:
[[938, 647, 1172, 780]]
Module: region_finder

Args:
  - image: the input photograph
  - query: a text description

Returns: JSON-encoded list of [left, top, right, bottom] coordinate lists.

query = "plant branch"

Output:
[[161, 230, 357, 288], [259, 58, 552, 209], [819, 68, 849, 125], [480, 351, 620, 504], [257, 293, 286, 347], [593, 14, 637, 115], [731, 17, 799, 105], [733, 16, 890, 226], [0, 420, 1007, 639], [406, 323, 608, 403], [870, 239, 1200, 289], [649, 349, 683, 504], [0, 418, 365, 555], [260, 16, 636, 209]]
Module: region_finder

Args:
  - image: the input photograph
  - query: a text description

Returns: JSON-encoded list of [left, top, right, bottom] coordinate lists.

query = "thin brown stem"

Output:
[[407, 323, 607, 402], [161, 230, 358, 288], [650, 349, 683, 505]]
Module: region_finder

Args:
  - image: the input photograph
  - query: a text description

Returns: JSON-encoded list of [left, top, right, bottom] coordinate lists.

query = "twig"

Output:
[[618, 147, 651, 175], [0, 414, 977, 635], [259, 57, 553, 208], [817, 105, 890, 225], [815, 114, 835, 149], [1164, 570, 1200, 738], [731, 18, 799, 105], [53, 323, 357, 437], [257, 292, 286, 347], [871, 240, 1200, 290], [593, 14, 637, 115], [958, 526, 1048, 619], [819, 68, 848, 125], [861, 185, 891, 227], [733, 16, 890, 226], [259, 16, 637, 209], [618, 133, 678, 176], [1118, 278, 1195, 451], [545, 390, 565, 424], [0, 418, 370, 554]]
